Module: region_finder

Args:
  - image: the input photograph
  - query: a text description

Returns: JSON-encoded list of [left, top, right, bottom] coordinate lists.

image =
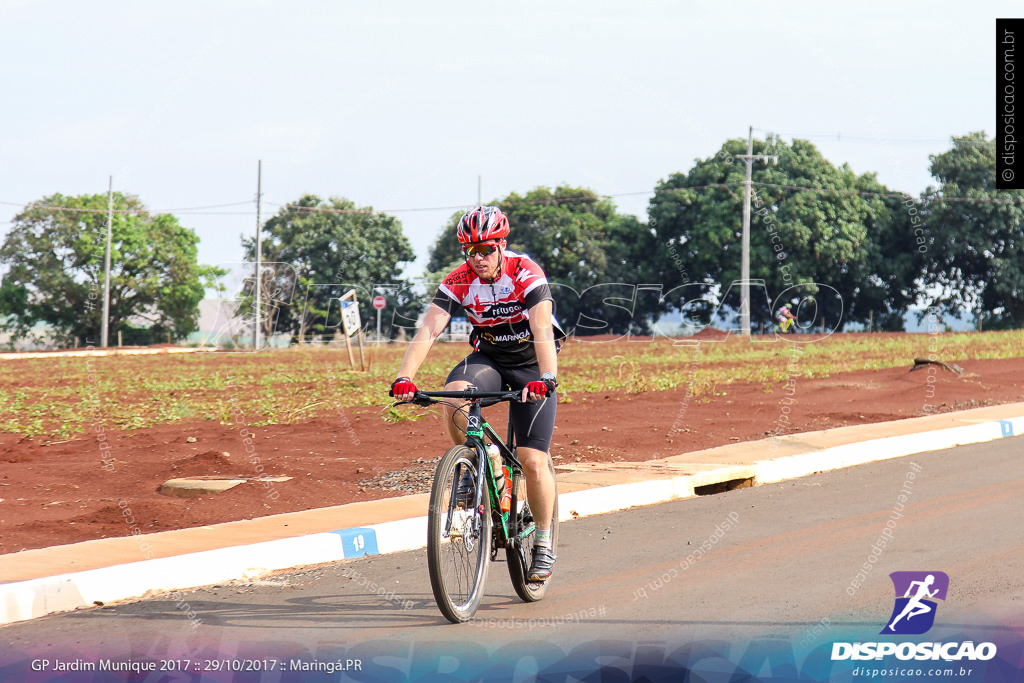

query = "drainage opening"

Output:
[[694, 477, 754, 496]]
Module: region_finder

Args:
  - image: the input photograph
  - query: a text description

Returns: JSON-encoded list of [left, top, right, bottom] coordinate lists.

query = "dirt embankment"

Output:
[[1, 355, 1021, 554]]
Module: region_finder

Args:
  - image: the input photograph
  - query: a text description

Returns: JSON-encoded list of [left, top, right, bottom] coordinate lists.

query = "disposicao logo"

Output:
[[881, 571, 949, 635], [831, 571, 998, 663]]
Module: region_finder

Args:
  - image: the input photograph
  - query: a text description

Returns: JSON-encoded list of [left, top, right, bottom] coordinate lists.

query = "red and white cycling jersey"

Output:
[[431, 250, 563, 366]]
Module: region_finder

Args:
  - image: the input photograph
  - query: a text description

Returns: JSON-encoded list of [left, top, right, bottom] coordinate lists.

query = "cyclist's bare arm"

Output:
[[526, 299, 558, 401], [394, 304, 451, 397], [528, 299, 557, 377]]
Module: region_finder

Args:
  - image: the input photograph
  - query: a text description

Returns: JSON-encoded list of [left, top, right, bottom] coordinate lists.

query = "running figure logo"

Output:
[[881, 571, 949, 635]]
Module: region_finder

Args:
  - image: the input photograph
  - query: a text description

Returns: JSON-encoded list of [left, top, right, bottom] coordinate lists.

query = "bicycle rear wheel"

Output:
[[427, 445, 492, 623], [506, 457, 559, 602]]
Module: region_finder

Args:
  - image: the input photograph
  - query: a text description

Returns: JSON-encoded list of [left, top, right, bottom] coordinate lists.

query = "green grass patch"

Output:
[[1, 330, 1021, 439]]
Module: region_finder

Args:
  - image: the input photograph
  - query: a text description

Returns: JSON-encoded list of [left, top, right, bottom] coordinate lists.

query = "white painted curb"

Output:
[[755, 417, 1023, 484], [1, 414, 1020, 626], [1, 527, 404, 626]]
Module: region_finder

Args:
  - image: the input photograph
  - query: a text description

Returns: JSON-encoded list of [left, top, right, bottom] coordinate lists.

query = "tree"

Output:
[[844, 174, 927, 331], [0, 193, 221, 346], [922, 132, 1024, 328], [426, 186, 661, 335], [426, 209, 470, 276], [648, 136, 913, 331], [241, 195, 416, 342]]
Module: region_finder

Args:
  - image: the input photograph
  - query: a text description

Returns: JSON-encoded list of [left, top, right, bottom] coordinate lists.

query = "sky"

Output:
[[0, 1, 1011, 295]]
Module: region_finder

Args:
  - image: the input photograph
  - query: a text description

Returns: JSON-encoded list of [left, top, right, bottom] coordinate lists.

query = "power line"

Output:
[[0, 199, 255, 215], [3, 177, 1022, 226], [751, 182, 1024, 204], [753, 128, 996, 146], [264, 186, 736, 217]]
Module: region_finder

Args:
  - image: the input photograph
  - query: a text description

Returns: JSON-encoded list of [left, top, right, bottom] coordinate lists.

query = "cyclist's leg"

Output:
[[443, 353, 502, 445], [517, 445, 556, 530], [505, 366, 557, 578], [517, 439, 557, 581]]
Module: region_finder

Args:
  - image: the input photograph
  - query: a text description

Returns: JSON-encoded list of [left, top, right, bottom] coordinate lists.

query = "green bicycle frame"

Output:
[[462, 401, 529, 542]]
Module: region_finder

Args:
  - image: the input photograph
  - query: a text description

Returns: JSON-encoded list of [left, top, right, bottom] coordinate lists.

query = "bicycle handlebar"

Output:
[[393, 387, 526, 408], [418, 389, 522, 399]]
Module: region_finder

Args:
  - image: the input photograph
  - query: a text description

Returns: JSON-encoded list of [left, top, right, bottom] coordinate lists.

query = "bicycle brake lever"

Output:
[[411, 391, 435, 407]]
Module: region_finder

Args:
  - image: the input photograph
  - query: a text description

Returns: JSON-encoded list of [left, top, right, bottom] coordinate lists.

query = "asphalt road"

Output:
[[3, 438, 1022, 681]]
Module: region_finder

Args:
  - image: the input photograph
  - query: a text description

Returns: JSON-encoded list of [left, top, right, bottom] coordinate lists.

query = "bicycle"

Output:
[[773, 317, 795, 334], [391, 386, 559, 623]]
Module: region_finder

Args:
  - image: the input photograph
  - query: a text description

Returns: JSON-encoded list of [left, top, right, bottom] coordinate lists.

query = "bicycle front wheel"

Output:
[[427, 445, 492, 623]]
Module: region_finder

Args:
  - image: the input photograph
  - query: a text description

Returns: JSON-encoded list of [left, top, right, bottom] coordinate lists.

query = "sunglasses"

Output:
[[462, 243, 499, 257]]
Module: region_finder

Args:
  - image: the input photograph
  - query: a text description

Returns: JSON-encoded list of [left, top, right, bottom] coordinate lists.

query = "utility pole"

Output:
[[477, 175, 482, 206], [101, 176, 113, 348], [253, 160, 263, 350], [735, 126, 778, 337]]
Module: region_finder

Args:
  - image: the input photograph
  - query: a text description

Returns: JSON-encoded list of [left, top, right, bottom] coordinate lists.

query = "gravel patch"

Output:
[[357, 456, 440, 494]]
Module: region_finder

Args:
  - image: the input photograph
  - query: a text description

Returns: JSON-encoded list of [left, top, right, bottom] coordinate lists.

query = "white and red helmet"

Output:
[[456, 206, 510, 244]]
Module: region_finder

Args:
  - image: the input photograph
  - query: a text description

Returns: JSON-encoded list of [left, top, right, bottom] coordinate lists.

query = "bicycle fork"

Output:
[[440, 402, 489, 547]]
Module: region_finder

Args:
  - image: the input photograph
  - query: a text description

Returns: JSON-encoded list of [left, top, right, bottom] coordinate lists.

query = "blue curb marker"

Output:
[[331, 528, 379, 558], [998, 420, 1014, 438]]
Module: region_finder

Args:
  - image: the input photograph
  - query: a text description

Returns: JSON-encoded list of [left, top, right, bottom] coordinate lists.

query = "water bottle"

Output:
[[500, 465, 513, 514], [487, 444, 501, 477], [487, 444, 512, 513]]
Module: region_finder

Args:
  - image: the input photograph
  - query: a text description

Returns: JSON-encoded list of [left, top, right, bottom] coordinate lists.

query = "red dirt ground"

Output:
[[1, 352, 1022, 555]]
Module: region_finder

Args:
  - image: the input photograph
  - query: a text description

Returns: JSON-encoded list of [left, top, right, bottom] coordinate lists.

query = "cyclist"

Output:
[[774, 299, 797, 333], [391, 206, 565, 582]]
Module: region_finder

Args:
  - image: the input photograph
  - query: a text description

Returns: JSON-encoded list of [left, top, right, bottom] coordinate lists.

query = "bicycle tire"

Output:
[[427, 445, 492, 623], [506, 457, 559, 602]]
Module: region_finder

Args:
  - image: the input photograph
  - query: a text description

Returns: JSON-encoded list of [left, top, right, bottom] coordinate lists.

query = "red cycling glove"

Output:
[[525, 380, 548, 397], [390, 377, 417, 397], [525, 375, 557, 398]]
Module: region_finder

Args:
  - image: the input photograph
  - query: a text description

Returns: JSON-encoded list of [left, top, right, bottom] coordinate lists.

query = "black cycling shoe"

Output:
[[455, 470, 475, 508], [528, 545, 556, 582]]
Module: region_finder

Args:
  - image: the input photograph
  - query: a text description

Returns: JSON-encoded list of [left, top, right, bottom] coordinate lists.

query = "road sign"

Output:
[[341, 300, 361, 337], [449, 317, 471, 341], [337, 289, 365, 372], [373, 295, 386, 310]]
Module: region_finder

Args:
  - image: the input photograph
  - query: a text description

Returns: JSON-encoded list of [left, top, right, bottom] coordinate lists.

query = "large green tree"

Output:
[[0, 193, 221, 346], [648, 136, 915, 331], [426, 186, 660, 335], [843, 174, 927, 330], [241, 195, 416, 342], [922, 132, 1024, 328]]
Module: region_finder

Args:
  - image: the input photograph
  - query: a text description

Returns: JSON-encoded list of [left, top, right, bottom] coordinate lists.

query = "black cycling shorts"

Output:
[[444, 352, 557, 453]]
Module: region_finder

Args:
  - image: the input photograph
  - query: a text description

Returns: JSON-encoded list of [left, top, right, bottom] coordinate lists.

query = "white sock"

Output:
[[535, 528, 551, 549]]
